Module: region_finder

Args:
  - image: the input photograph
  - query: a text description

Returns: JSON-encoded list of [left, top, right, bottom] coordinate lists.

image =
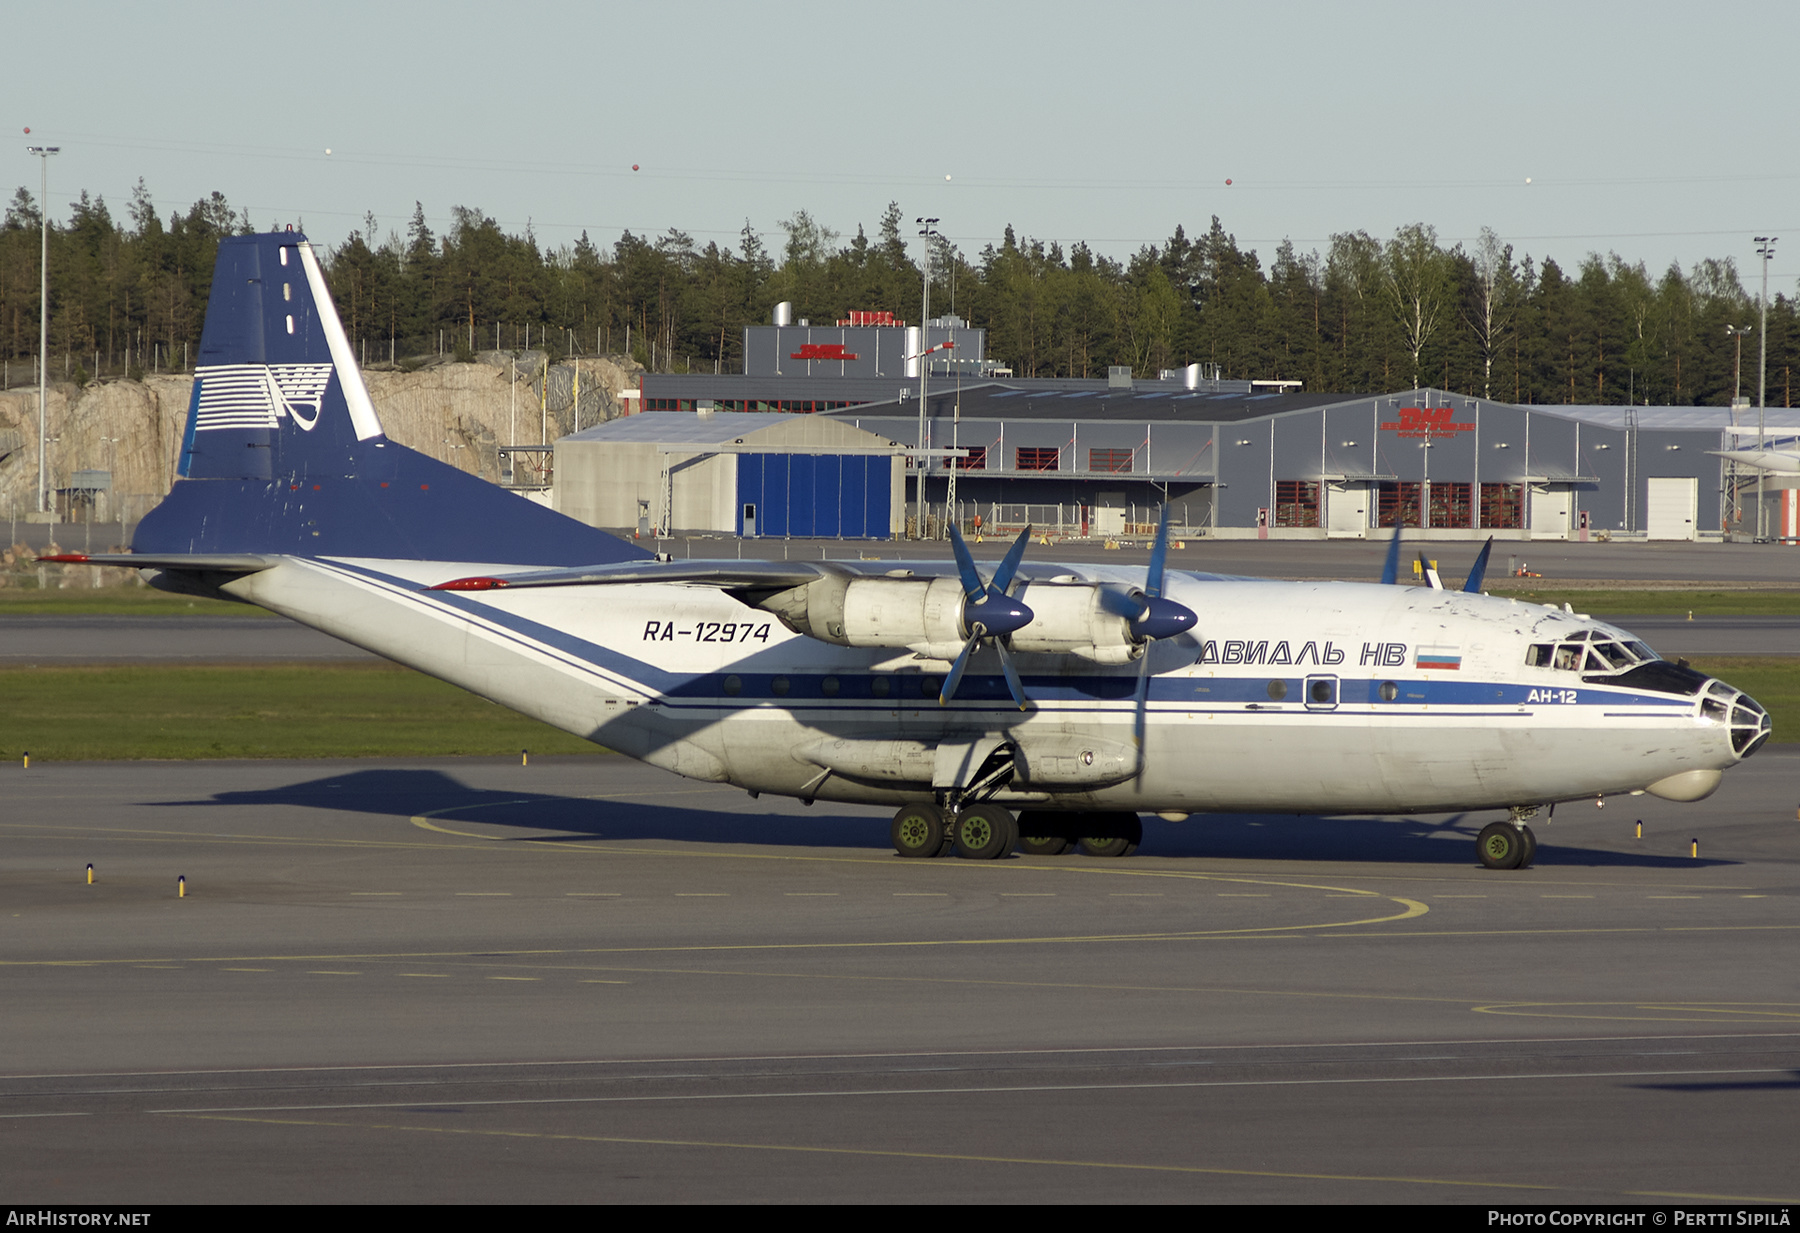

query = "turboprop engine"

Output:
[[757, 571, 1143, 663]]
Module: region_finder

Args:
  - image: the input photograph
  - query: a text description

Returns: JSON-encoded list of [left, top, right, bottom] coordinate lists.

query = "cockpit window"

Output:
[[1529, 634, 1660, 674]]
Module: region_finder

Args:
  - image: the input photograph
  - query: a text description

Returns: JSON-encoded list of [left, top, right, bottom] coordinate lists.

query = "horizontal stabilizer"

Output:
[[37, 552, 280, 574]]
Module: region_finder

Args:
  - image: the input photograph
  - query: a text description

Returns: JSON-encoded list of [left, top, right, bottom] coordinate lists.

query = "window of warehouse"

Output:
[[1016, 447, 1060, 471], [1089, 447, 1134, 473], [1429, 482, 1472, 528], [954, 446, 988, 470], [1275, 480, 1319, 527], [1377, 482, 1422, 528], [1480, 483, 1523, 529]]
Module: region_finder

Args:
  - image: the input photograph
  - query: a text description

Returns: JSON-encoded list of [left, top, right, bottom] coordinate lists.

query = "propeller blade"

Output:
[[989, 525, 1033, 597], [1145, 505, 1172, 598], [1132, 644, 1153, 762], [938, 630, 981, 706], [1463, 537, 1494, 593], [1097, 584, 1148, 620], [1380, 526, 1403, 585], [995, 640, 1028, 712], [947, 523, 987, 604]]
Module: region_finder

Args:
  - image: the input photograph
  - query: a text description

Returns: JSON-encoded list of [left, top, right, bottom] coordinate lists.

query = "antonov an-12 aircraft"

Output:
[[48, 233, 1772, 869]]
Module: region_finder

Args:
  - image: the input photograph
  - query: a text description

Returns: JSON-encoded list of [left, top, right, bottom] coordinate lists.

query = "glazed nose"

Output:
[[1701, 680, 1771, 760]]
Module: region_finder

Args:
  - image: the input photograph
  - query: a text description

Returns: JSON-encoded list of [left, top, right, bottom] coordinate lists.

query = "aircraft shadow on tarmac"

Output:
[[149, 768, 1729, 870]]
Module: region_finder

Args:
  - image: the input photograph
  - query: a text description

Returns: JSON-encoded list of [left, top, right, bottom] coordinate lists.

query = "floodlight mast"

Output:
[[1754, 236, 1778, 540], [915, 217, 940, 538], [26, 143, 59, 518]]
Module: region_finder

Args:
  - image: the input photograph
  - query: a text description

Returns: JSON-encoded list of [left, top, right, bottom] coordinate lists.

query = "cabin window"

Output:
[[871, 677, 891, 698], [770, 676, 790, 696], [1266, 680, 1288, 701], [722, 675, 742, 696], [1378, 681, 1399, 701]]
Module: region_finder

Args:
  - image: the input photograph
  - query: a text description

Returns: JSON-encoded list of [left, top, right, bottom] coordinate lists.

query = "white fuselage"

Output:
[[223, 557, 1753, 816]]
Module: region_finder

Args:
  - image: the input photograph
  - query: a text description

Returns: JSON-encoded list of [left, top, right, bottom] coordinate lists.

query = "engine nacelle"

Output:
[[759, 573, 968, 660], [1008, 582, 1140, 665]]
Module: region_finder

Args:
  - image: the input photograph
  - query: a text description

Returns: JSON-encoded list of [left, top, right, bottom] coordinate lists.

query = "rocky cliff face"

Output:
[[0, 354, 641, 523]]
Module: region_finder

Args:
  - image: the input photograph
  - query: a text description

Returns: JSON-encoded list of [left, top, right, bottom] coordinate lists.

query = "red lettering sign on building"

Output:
[[791, 343, 860, 362], [1379, 406, 1473, 438]]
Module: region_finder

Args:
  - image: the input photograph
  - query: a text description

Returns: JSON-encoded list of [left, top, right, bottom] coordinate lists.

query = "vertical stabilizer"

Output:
[[138, 231, 648, 567]]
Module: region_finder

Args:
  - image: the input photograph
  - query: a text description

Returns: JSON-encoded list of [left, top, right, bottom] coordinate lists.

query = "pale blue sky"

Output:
[[9, 0, 1799, 288]]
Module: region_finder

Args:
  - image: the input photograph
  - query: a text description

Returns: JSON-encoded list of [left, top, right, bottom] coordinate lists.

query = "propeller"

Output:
[[1380, 525, 1403, 585], [1101, 506, 1200, 762], [1417, 552, 1443, 589], [1462, 536, 1494, 593], [939, 524, 1035, 710]]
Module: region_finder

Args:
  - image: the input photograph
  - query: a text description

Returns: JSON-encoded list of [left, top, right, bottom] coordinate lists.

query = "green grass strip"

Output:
[[0, 663, 605, 761], [1487, 589, 1800, 617], [0, 586, 272, 616]]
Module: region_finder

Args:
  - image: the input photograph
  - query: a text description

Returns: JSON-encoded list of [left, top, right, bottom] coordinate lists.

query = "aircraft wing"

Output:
[[427, 559, 834, 593]]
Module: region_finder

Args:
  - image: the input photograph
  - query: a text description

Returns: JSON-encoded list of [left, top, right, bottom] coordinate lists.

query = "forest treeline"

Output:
[[1, 182, 1793, 407]]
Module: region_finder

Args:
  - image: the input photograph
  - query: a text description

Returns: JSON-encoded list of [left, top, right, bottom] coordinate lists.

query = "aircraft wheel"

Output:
[[952, 804, 1018, 860], [1476, 821, 1526, 870], [1519, 824, 1537, 869], [1077, 812, 1143, 858], [891, 803, 946, 859], [1016, 810, 1072, 856]]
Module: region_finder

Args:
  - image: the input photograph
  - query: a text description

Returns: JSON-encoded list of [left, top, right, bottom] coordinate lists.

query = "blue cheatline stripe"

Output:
[[314, 559, 1697, 717]]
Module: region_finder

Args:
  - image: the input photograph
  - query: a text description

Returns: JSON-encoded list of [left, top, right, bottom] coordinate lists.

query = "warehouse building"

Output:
[[555, 411, 906, 538], [586, 307, 1796, 542], [823, 387, 1799, 541]]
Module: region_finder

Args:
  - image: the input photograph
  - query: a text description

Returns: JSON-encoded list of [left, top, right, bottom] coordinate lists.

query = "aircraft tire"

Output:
[[1077, 812, 1143, 858], [1476, 821, 1527, 870], [891, 803, 946, 859], [1519, 824, 1537, 869], [952, 804, 1018, 860], [1016, 810, 1073, 855]]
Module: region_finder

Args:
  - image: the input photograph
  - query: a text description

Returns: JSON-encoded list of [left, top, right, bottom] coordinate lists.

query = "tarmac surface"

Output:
[[4, 753, 1799, 1204]]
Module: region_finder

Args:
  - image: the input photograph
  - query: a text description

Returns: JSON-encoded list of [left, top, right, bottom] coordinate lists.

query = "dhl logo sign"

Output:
[[791, 344, 860, 362], [1380, 406, 1473, 438]]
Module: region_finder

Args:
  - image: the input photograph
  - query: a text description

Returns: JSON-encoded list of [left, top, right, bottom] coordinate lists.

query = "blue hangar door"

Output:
[[736, 454, 890, 539]]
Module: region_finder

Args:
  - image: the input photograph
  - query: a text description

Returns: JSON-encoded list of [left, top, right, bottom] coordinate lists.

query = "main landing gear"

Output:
[[1477, 806, 1541, 870], [890, 805, 1143, 859]]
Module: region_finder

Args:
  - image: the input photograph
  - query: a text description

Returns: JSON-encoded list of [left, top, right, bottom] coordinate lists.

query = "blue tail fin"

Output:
[[134, 231, 648, 568]]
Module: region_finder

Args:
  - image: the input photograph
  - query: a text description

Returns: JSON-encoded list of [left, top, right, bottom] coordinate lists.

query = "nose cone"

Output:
[[967, 592, 1034, 639], [1702, 679, 1771, 760], [1131, 596, 1197, 642]]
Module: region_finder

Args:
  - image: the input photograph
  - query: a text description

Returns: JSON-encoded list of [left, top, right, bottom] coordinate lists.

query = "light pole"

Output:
[[1725, 324, 1752, 404], [1754, 237, 1778, 539], [26, 142, 59, 518], [914, 217, 940, 538]]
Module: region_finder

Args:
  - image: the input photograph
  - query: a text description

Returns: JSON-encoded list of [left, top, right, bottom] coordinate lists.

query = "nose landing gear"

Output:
[[1478, 806, 1541, 870]]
